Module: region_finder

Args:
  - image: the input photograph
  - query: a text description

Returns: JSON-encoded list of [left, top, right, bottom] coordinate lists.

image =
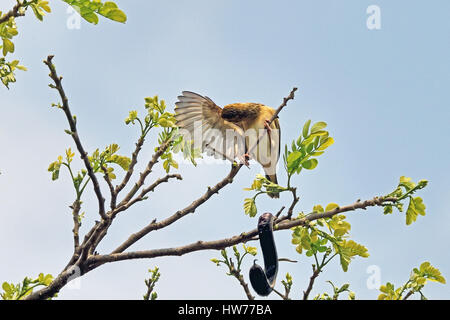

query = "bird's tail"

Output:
[[265, 173, 279, 199]]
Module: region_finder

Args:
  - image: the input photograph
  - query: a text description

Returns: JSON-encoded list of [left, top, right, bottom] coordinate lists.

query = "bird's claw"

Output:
[[264, 119, 272, 133], [239, 153, 250, 168], [264, 119, 273, 141]]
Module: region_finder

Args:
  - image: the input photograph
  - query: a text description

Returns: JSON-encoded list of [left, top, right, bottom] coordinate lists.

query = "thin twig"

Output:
[[229, 269, 254, 300], [44, 55, 107, 220], [116, 139, 171, 208], [89, 153, 182, 255], [101, 164, 115, 207], [112, 174, 183, 216], [111, 164, 242, 254], [275, 206, 285, 218], [403, 290, 414, 300], [303, 265, 320, 300], [113, 135, 146, 207], [286, 187, 299, 219], [143, 280, 156, 300], [245, 87, 298, 159]]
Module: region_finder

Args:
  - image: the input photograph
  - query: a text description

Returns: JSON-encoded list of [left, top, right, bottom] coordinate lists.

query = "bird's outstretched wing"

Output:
[[175, 91, 245, 161]]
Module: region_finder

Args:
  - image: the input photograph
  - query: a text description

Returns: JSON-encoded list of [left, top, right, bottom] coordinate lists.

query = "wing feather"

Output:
[[175, 91, 244, 161]]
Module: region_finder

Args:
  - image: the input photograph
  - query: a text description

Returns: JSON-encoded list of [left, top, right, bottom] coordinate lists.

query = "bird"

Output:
[[174, 91, 281, 198]]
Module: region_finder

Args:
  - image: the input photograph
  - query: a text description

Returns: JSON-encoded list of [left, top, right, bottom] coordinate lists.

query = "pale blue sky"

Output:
[[0, 0, 449, 299]]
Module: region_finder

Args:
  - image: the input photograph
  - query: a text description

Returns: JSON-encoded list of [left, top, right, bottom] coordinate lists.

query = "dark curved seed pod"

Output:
[[249, 212, 278, 296], [249, 262, 272, 296]]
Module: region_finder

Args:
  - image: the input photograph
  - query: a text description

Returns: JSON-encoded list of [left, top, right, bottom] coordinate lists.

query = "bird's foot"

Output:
[[264, 119, 272, 133], [239, 153, 251, 168], [264, 119, 272, 141]]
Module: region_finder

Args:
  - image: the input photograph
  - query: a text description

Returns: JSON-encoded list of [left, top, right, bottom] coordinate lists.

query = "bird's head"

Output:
[[221, 103, 260, 123]]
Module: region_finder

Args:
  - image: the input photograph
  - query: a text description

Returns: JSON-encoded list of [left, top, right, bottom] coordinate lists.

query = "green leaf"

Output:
[[287, 150, 302, 172], [80, 10, 99, 24], [104, 8, 127, 23], [30, 3, 44, 21], [108, 155, 131, 171], [2, 38, 14, 56], [2, 282, 11, 294], [317, 137, 334, 151], [244, 176, 264, 191], [50, 163, 61, 180], [337, 240, 369, 272], [305, 142, 314, 154], [399, 176, 416, 192], [244, 245, 257, 256], [162, 159, 170, 172], [406, 196, 426, 225], [310, 121, 327, 134], [302, 158, 318, 170], [302, 119, 311, 138], [244, 198, 257, 217], [419, 262, 446, 284], [325, 203, 339, 212], [383, 205, 393, 215], [62, 0, 127, 24], [313, 204, 324, 213]]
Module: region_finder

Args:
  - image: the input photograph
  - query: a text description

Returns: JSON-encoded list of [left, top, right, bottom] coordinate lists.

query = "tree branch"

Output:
[[143, 280, 156, 300], [84, 143, 179, 255], [113, 135, 146, 208], [87, 196, 398, 265], [286, 187, 299, 219], [111, 164, 242, 254], [116, 139, 171, 208], [70, 200, 82, 251], [244, 87, 298, 161], [229, 269, 255, 300], [303, 264, 320, 300], [110, 88, 299, 254], [101, 164, 115, 208], [24, 85, 299, 299], [113, 174, 183, 216], [403, 290, 414, 300], [88, 173, 183, 254], [0, 1, 26, 25], [44, 55, 107, 220]]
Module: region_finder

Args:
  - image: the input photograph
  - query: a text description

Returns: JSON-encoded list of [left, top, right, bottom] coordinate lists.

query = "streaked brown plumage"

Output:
[[175, 91, 281, 198]]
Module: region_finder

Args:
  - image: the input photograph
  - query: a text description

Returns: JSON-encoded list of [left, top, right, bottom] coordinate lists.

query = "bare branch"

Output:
[[303, 265, 320, 300], [111, 164, 242, 254], [275, 206, 285, 218], [85, 142, 179, 255], [44, 55, 107, 220], [101, 164, 115, 208], [229, 269, 255, 300], [116, 139, 171, 208], [113, 174, 183, 216], [143, 279, 156, 300], [245, 87, 298, 159], [403, 290, 414, 300], [286, 187, 299, 219], [70, 200, 82, 251], [88, 195, 399, 265], [113, 135, 146, 208]]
